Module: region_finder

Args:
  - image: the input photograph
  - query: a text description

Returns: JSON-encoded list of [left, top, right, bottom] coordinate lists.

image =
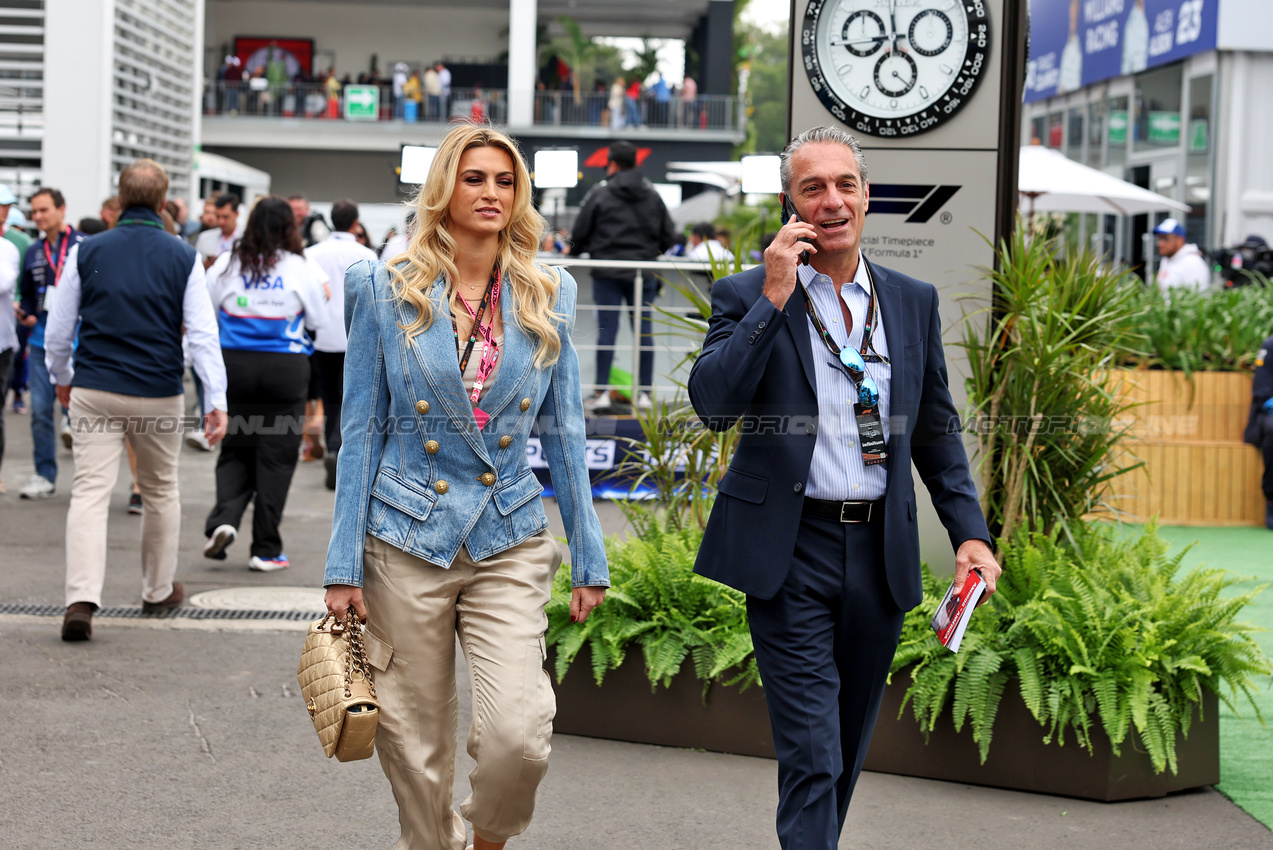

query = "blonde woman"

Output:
[[323, 125, 608, 850]]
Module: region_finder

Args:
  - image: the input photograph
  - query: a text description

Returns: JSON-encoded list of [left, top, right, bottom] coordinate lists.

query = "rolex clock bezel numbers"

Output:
[[801, 0, 991, 138]]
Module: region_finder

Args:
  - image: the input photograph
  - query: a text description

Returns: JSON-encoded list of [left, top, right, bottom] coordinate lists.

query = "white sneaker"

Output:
[[636, 391, 654, 412], [18, 475, 55, 500], [60, 415, 73, 449], [249, 554, 291, 572], [203, 524, 237, 560], [582, 391, 612, 415], [185, 431, 213, 452]]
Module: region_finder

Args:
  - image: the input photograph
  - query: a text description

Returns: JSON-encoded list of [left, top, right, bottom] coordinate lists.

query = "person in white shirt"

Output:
[[194, 192, 243, 268], [380, 210, 415, 261], [685, 221, 735, 263], [0, 228, 21, 493], [1154, 218, 1212, 293], [201, 196, 327, 574], [304, 199, 377, 489], [1122, 0, 1149, 75], [1058, 0, 1083, 94]]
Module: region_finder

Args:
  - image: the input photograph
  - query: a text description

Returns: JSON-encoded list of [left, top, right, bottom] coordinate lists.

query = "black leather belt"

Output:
[[802, 497, 883, 523]]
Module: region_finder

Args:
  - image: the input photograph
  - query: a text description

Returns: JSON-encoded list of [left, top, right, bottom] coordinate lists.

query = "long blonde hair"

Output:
[[388, 125, 562, 367]]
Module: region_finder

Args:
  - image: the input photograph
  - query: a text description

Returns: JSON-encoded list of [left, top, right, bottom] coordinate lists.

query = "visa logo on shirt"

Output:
[[243, 273, 285, 290]]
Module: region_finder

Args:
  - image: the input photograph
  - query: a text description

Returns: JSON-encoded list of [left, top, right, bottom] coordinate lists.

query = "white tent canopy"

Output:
[[1018, 145, 1189, 217]]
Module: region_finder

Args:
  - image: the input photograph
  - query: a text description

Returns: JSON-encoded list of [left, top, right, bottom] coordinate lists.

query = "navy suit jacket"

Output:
[[687, 260, 990, 609]]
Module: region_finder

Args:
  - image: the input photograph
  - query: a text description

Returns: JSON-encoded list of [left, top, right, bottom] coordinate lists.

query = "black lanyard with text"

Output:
[[797, 264, 886, 367], [451, 267, 499, 373]]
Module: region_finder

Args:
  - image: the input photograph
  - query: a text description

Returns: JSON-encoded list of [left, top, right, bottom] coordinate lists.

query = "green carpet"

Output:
[[1142, 525, 1273, 828]]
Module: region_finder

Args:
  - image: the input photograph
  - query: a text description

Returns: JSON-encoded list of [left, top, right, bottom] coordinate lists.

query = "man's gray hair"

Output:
[[779, 126, 869, 194]]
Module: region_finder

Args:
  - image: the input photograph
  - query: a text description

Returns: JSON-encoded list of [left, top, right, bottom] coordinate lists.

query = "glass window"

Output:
[[1066, 107, 1084, 160], [1087, 99, 1105, 166], [1047, 111, 1064, 148], [1185, 74, 1212, 248], [1133, 63, 1183, 152], [1107, 95, 1129, 167]]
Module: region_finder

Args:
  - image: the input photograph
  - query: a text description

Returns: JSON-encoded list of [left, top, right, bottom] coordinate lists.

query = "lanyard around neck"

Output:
[[43, 231, 71, 284], [799, 261, 882, 365], [452, 266, 501, 376]]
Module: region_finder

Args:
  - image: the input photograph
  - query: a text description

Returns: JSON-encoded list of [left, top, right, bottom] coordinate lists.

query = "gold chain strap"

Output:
[[342, 608, 377, 700]]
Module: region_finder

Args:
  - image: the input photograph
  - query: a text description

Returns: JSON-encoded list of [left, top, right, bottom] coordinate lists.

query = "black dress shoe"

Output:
[[142, 581, 185, 614], [62, 602, 95, 641]]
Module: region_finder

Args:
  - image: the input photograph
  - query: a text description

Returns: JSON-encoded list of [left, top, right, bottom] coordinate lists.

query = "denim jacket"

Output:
[[323, 260, 608, 588]]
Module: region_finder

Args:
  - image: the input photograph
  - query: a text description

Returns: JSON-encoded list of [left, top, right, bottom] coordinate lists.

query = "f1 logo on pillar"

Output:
[[867, 184, 961, 223]]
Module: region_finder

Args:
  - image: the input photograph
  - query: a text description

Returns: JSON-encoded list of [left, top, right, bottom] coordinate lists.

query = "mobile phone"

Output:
[[780, 194, 811, 265]]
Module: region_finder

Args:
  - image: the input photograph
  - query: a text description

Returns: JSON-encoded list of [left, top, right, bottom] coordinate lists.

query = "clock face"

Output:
[[801, 0, 991, 138]]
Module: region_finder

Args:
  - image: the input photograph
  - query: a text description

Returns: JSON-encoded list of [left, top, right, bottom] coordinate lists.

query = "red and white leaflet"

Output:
[[929, 569, 987, 653]]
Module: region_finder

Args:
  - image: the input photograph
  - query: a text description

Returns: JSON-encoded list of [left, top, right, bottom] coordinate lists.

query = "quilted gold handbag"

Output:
[[297, 610, 379, 762]]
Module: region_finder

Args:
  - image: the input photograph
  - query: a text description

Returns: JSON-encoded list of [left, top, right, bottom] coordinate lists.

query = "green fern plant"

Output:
[[545, 516, 758, 692], [892, 521, 1271, 774]]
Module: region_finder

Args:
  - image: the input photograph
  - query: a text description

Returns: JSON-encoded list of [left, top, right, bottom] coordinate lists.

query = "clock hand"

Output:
[[889, 0, 900, 51]]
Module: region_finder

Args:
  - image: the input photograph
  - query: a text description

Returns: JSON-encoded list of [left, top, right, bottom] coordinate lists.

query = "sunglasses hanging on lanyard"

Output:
[[798, 266, 890, 466]]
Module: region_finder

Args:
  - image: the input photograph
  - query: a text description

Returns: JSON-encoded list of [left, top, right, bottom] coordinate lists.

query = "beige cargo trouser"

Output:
[[361, 529, 561, 850]]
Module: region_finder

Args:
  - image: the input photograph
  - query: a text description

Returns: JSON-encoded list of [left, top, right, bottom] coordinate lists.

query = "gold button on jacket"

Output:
[[479, 472, 496, 486], [498, 435, 513, 449], [415, 400, 430, 415], [434, 480, 449, 494], [425, 440, 440, 454], [520, 398, 531, 411]]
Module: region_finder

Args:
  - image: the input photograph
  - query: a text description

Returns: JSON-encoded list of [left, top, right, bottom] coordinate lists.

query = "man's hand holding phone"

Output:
[[763, 197, 817, 311]]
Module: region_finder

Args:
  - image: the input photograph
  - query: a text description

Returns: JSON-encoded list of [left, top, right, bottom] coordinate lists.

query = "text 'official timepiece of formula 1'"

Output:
[[801, 0, 991, 138]]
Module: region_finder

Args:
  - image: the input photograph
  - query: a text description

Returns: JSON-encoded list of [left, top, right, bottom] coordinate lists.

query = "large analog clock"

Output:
[[801, 0, 991, 138]]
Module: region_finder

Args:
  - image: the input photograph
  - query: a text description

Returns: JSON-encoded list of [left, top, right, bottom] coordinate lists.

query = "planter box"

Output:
[[864, 677, 1220, 802], [548, 648, 775, 759], [1103, 369, 1264, 526], [550, 649, 1219, 801]]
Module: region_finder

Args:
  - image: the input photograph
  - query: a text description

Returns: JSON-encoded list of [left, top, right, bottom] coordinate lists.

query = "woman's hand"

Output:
[[570, 586, 606, 623], [325, 584, 367, 623]]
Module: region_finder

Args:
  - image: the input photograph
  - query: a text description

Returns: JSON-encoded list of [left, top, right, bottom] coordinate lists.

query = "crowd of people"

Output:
[[0, 165, 386, 634]]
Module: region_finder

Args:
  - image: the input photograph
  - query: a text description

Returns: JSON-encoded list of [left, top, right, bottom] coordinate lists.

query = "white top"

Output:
[[380, 231, 410, 262], [0, 236, 20, 354], [1059, 36, 1082, 94], [206, 250, 328, 354], [685, 239, 735, 263], [44, 245, 229, 413], [1157, 243, 1212, 293], [799, 254, 892, 502], [1122, 4, 1149, 75], [195, 223, 243, 263], [305, 232, 377, 352]]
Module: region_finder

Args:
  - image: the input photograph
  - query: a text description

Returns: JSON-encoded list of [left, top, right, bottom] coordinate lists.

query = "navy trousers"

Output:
[[747, 510, 904, 850]]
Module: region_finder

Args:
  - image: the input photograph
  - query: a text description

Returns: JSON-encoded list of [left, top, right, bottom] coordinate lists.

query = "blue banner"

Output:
[[1025, 0, 1218, 102]]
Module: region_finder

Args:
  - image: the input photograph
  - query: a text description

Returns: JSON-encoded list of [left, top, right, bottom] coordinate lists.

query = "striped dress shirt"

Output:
[[799, 255, 891, 501]]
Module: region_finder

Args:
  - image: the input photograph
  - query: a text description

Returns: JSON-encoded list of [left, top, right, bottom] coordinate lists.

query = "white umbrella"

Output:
[[1018, 145, 1190, 218]]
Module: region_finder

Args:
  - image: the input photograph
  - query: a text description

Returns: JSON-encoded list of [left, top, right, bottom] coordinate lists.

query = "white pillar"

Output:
[[43, 0, 115, 223], [507, 0, 537, 127], [190, 0, 206, 207]]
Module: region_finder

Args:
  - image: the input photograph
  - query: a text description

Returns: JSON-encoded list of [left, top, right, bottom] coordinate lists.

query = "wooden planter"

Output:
[[1103, 369, 1264, 526], [549, 650, 1220, 801]]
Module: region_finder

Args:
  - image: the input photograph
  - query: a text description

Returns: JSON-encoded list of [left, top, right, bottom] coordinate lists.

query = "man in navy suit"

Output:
[[688, 126, 1002, 849]]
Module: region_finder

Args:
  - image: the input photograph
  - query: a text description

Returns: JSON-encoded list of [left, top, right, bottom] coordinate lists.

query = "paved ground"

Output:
[[2, 393, 1271, 849]]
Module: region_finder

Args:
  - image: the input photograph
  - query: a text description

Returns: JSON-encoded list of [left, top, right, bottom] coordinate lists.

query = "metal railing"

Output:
[[533, 91, 741, 132], [203, 81, 741, 132], [535, 256, 757, 401]]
